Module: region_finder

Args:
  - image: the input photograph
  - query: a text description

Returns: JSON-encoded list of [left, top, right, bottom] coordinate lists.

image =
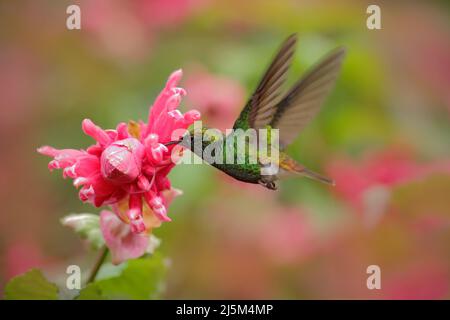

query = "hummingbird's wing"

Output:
[[270, 47, 346, 148], [233, 34, 298, 131]]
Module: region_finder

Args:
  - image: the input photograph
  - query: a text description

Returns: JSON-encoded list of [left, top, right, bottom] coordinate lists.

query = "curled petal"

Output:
[[166, 69, 183, 89], [87, 176, 126, 207], [48, 160, 61, 171], [126, 194, 147, 234], [63, 164, 77, 178], [168, 109, 184, 121], [130, 218, 146, 234], [86, 145, 103, 157], [166, 93, 182, 111], [144, 135, 168, 163], [37, 146, 62, 157], [73, 176, 89, 187], [127, 194, 142, 221], [105, 129, 118, 141], [152, 145, 168, 163], [82, 119, 112, 146], [144, 191, 171, 222], [116, 122, 130, 140], [79, 185, 95, 203], [171, 87, 186, 98], [146, 69, 184, 135], [144, 133, 159, 147], [72, 156, 100, 178], [137, 175, 151, 191], [184, 110, 201, 124], [38, 147, 84, 170]]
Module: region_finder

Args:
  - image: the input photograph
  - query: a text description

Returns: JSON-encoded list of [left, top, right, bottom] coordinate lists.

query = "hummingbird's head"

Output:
[[164, 125, 212, 151]]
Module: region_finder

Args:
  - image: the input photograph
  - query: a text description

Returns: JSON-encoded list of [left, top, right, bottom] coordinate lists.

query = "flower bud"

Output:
[[101, 138, 145, 184]]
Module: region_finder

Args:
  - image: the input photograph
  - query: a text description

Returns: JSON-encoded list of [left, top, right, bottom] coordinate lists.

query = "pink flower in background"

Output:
[[259, 209, 317, 265], [385, 261, 449, 299], [5, 242, 50, 278], [135, 0, 205, 29], [383, 5, 450, 110], [38, 70, 200, 236], [83, 0, 151, 62], [185, 68, 245, 131], [327, 148, 450, 218], [83, 0, 206, 62]]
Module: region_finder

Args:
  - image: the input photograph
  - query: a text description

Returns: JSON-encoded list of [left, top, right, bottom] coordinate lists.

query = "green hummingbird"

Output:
[[167, 34, 346, 190]]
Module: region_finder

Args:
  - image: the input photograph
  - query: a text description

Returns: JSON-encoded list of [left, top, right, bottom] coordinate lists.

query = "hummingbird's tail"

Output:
[[279, 155, 335, 185], [300, 167, 335, 186]]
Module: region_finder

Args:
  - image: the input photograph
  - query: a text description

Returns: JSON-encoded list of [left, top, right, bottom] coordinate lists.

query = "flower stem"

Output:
[[86, 246, 108, 285]]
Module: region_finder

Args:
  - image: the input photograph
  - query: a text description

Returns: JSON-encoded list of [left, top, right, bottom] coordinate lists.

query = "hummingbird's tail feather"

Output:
[[300, 167, 335, 186], [279, 155, 335, 185]]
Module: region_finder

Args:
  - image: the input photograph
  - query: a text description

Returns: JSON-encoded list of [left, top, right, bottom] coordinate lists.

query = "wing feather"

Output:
[[270, 47, 346, 147], [233, 34, 298, 130]]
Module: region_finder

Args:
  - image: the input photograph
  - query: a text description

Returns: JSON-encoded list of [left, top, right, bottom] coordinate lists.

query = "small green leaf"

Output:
[[77, 254, 167, 300], [61, 213, 104, 249], [4, 269, 59, 300], [75, 283, 105, 300]]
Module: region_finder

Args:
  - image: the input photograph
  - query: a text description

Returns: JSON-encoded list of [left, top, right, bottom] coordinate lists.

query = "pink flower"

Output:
[[100, 210, 160, 265], [38, 70, 200, 236]]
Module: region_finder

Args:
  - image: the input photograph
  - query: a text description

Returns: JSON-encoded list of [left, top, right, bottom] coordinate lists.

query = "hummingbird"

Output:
[[167, 34, 346, 190]]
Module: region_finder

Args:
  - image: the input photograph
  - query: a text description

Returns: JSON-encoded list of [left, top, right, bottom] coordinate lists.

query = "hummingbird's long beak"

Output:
[[164, 139, 182, 146]]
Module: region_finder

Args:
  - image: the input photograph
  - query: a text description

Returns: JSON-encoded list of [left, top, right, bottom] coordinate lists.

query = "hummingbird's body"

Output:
[[173, 34, 346, 190], [184, 125, 333, 190], [186, 129, 262, 184], [213, 161, 261, 184]]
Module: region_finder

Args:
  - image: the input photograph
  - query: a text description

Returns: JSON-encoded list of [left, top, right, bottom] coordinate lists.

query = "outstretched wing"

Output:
[[233, 34, 298, 130], [270, 47, 346, 148]]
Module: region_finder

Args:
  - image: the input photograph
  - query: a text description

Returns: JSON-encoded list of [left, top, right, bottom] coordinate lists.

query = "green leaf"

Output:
[[77, 254, 167, 300], [75, 283, 105, 300], [4, 269, 59, 300], [61, 213, 104, 249]]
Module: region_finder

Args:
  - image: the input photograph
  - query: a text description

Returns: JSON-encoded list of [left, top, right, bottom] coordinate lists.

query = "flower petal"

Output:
[[100, 210, 149, 265]]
